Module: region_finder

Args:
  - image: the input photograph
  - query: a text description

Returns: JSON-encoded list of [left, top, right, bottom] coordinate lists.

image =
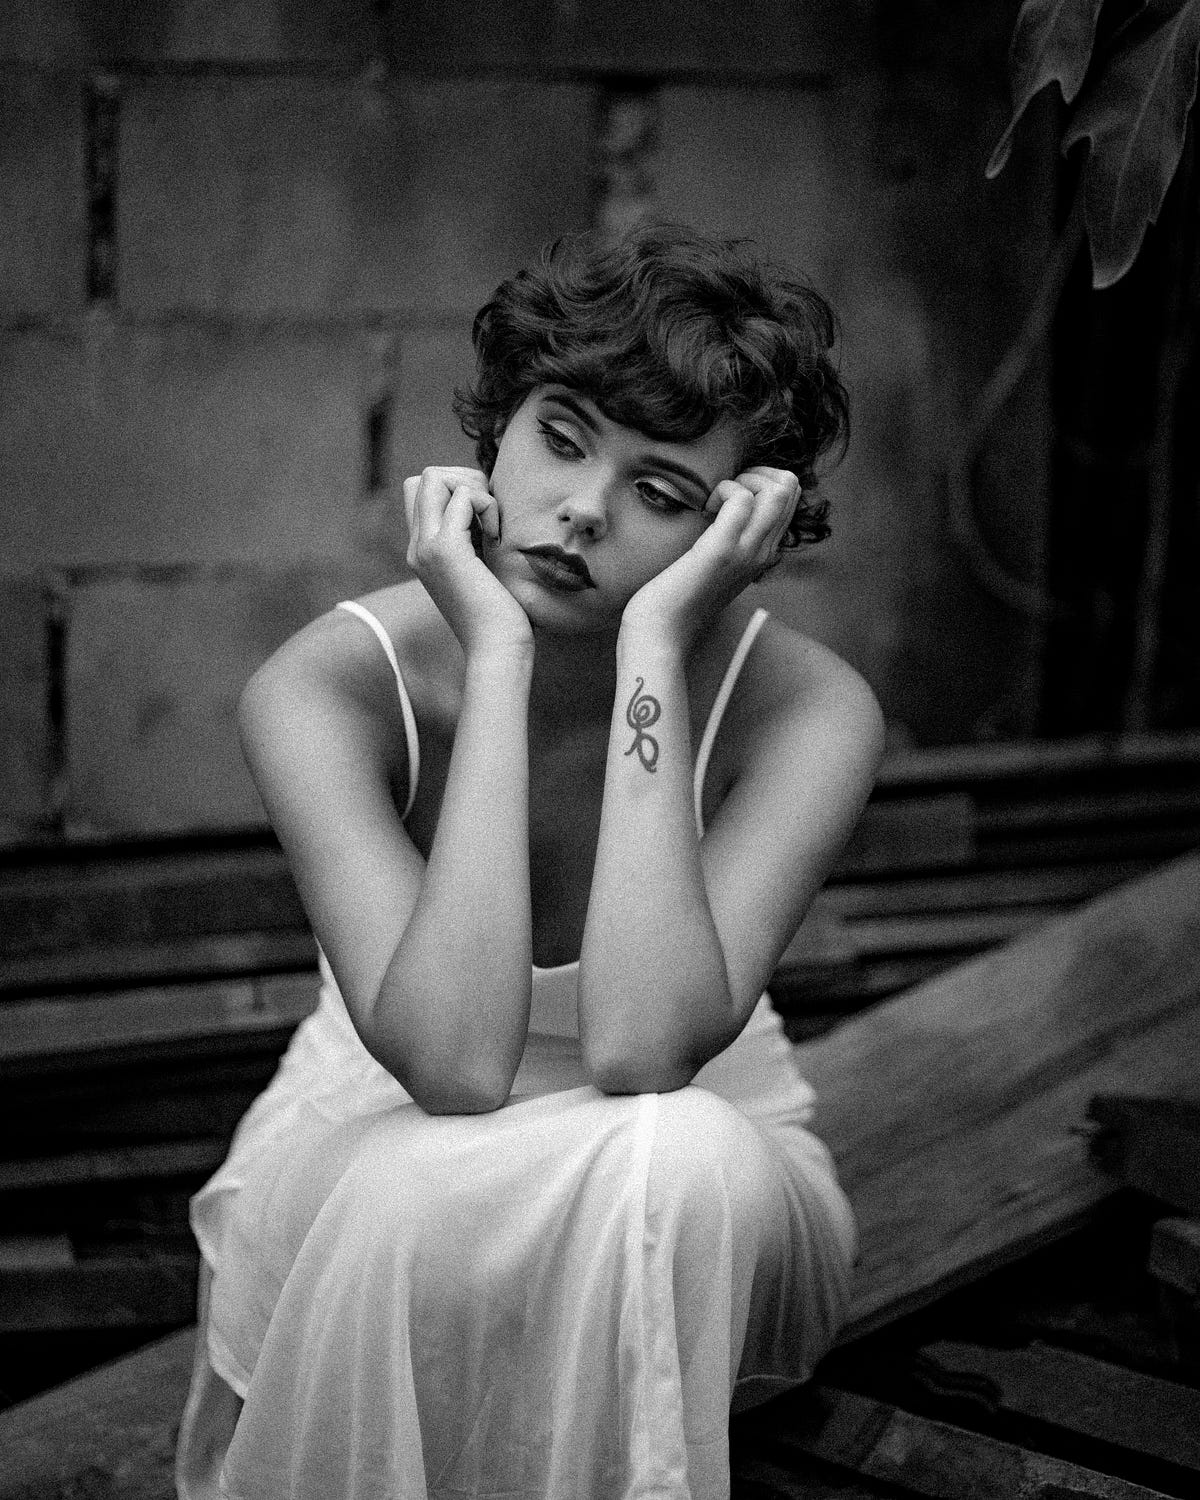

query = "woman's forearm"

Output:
[[371, 646, 534, 1112], [578, 630, 735, 1093]]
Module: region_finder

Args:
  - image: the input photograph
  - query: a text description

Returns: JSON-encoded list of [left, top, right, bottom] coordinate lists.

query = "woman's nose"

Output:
[[557, 479, 609, 540]]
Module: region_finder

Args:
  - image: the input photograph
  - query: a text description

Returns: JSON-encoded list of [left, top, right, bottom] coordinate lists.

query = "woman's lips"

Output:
[[519, 547, 595, 591]]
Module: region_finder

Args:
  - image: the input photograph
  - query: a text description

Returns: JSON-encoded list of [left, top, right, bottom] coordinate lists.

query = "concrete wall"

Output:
[[0, 0, 1052, 841]]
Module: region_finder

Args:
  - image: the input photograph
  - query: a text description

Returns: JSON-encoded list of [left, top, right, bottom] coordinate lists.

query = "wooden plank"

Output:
[[1088, 1095, 1200, 1214], [0, 928, 317, 995], [794, 852, 1200, 1337], [783, 903, 1054, 966], [916, 1339, 1200, 1472], [1148, 1216, 1200, 1297], [0, 1326, 193, 1500], [742, 1384, 1173, 1499], [977, 826, 1200, 869], [0, 1063, 278, 1151], [978, 788, 1200, 833], [821, 862, 1154, 920], [0, 1138, 229, 1194], [0, 845, 304, 956], [0, 970, 319, 1066], [0, 1236, 73, 1269], [0, 1255, 198, 1333], [843, 907, 1057, 956], [830, 794, 976, 877], [728, 1448, 900, 1499], [877, 730, 1200, 787], [779, 863, 1156, 986], [776, 954, 958, 1004]]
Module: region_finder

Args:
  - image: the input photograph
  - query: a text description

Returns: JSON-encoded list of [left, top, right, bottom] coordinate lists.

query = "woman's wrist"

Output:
[[616, 617, 688, 670], [463, 636, 536, 684]]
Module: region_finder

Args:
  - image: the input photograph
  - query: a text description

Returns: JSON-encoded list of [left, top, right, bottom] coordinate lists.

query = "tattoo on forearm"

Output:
[[624, 677, 661, 773]]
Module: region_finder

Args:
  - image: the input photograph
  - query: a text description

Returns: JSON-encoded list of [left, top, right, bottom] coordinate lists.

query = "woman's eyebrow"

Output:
[[542, 391, 600, 435]]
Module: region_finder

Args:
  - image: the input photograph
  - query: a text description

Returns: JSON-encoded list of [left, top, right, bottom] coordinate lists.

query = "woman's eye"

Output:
[[636, 480, 688, 514], [539, 422, 582, 459]]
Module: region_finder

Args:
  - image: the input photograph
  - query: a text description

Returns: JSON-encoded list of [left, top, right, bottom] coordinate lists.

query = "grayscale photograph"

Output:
[[1, 2, 1198, 1497]]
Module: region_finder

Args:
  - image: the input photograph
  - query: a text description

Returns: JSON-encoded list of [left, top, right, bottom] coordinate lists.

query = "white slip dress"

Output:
[[176, 603, 857, 1500]]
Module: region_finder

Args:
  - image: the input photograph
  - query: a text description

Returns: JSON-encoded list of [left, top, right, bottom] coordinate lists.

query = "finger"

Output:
[[731, 470, 801, 553], [417, 465, 490, 488], [412, 467, 491, 530], [413, 468, 450, 547], [704, 479, 755, 525], [443, 481, 478, 534], [469, 489, 501, 542], [770, 474, 803, 552], [740, 467, 802, 522], [703, 477, 739, 515], [443, 482, 500, 545], [418, 465, 484, 548], [403, 475, 421, 566]]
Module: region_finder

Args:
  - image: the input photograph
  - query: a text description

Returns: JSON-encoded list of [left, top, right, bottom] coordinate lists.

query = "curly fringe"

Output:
[[453, 224, 849, 547]]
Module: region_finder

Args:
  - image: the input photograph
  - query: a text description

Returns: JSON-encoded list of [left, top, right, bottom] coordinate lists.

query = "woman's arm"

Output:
[[578, 474, 884, 1094], [239, 470, 535, 1115], [578, 631, 727, 1092], [579, 627, 881, 1094]]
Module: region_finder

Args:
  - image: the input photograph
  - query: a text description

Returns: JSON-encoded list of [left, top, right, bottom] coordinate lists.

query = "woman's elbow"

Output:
[[413, 1075, 512, 1116], [583, 1044, 697, 1098], [382, 1035, 517, 1116]]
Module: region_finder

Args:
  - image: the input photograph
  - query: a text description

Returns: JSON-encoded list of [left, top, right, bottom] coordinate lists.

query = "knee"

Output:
[[317, 1108, 451, 1251], [647, 1087, 781, 1230]]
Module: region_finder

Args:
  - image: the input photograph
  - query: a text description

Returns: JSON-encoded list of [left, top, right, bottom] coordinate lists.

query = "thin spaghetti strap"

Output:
[[692, 607, 768, 838], [335, 600, 420, 821]]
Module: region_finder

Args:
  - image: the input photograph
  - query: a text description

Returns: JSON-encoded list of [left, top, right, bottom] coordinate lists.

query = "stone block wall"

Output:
[[1, 0, 1051, 842]]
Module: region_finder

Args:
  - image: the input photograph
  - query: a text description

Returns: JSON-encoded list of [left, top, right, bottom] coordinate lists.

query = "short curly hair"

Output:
[[453, 223, 848, 547]]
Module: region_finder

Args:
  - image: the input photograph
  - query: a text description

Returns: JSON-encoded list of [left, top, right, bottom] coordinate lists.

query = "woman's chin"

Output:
[[504, 577, 618, 636]]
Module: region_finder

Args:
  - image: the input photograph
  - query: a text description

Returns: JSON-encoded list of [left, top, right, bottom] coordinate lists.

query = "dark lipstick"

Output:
[[519, 545, 596, 590]]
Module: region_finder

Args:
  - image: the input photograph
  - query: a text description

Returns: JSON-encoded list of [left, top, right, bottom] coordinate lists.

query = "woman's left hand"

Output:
[[620, 467, 801, 649]]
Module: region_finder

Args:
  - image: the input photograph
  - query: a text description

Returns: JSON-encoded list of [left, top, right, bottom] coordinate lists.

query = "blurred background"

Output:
[[0, 0, 1092, 842], [3, 0, 1197, 842], [2, 0, 1199, 1447]]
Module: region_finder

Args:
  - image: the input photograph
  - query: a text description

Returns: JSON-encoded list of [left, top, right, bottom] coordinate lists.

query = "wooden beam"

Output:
[[793, 852, 1200, 1337], [0, 971, 319, 1070], [876, 730, 1200, 786], [0, 1326, 193, 1499], [0, 1255, 198, 1333], [819, 861, 1155, 920], [916, 1339, 1200, 1472], [1089, 1095, 1200, 1213], [1148, 1216, 1200, 1298], [0, 1137, 230, 1193], [738, 1384, 1174, 1500], [0, 930, 317, 995], [833, 794, 976, 876]]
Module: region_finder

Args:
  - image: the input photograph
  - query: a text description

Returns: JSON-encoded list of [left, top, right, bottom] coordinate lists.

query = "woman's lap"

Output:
[[193, 1084, 852, 1499]]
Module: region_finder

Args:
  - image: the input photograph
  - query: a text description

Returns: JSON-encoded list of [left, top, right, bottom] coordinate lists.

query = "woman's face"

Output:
[[482, 385, 743, 633]]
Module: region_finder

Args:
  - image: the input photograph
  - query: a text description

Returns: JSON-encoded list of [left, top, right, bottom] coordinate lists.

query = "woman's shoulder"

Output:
[[708, 600, 883, 762], [321, 580, 461, 724]]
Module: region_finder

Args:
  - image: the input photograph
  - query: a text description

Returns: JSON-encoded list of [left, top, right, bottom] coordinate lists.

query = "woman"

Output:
[[177, 224, 883, 1499]]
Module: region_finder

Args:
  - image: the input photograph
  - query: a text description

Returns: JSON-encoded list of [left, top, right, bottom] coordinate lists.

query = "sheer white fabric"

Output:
[[176, 607, 856, 1500]]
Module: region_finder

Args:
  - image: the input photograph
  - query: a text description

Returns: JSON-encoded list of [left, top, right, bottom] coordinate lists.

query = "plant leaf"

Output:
[[1063, 0, 1200, 286], [987, 0, 1109, 177]]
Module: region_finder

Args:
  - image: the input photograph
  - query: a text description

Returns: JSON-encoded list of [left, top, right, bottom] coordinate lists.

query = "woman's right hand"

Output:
[[404, 467, 532, 658]]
